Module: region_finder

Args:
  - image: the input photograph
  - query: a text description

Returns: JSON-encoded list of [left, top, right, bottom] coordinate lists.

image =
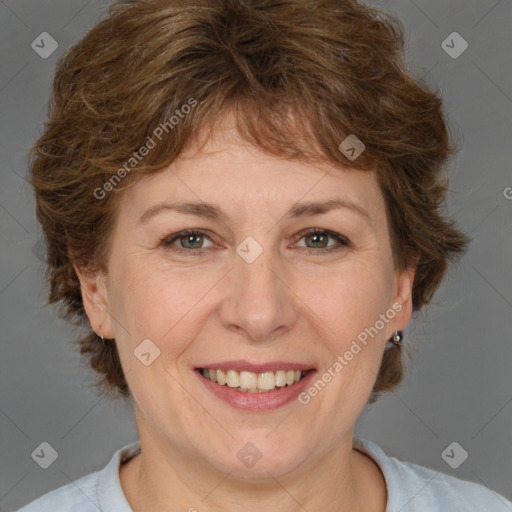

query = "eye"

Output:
[[160, 228, 350, 254], [161, 229, 215, 251], [294, 228, 350, 253]]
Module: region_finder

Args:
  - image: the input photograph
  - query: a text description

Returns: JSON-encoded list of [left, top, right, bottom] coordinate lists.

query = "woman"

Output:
[[18, 0, 511, 511]]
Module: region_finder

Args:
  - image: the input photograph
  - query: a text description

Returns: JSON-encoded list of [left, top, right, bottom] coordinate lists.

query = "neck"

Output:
[[119, 431, 382, 512]]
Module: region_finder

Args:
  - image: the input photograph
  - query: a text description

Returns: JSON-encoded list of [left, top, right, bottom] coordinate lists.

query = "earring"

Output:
[[391, 330, 402, 346]]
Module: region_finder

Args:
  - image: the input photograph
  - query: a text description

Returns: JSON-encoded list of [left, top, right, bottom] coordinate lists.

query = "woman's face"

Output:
[[79, 116, 414, 479]]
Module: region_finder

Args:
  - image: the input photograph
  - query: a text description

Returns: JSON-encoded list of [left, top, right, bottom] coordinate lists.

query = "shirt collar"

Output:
[[97, 440, 141, 511]]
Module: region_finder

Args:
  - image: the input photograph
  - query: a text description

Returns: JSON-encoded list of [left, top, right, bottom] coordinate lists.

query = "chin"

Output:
[[197, 436, 308, 481]]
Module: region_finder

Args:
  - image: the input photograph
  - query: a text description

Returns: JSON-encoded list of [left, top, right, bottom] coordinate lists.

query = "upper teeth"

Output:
[[201, 368, 305, 392]]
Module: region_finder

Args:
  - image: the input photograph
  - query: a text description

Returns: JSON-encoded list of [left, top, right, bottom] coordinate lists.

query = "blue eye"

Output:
[[161, 229, 214, 251], [161, 228, 350, 254], [297, 228, 350, 252]]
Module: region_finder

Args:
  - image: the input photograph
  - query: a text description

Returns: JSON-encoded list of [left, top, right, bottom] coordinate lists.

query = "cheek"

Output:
[[109, 260, 212, 357], [108, 243, 395, 367], [306, 264, 394, 406], [312, 259, 394, 342]]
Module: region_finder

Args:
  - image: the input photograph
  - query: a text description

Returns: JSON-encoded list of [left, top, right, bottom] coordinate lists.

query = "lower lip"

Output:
[[195, 369, 316, 411]]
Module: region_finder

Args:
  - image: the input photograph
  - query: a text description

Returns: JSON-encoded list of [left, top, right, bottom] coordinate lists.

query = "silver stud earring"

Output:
[[392, 331, 402, 346]]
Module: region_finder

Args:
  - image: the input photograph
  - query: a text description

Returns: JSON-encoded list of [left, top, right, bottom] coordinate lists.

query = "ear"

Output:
[[73, 264, 115, 339], [387, 261, 417, 338]]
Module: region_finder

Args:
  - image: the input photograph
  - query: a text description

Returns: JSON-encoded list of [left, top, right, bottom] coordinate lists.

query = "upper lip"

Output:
[[196, 360, 315, 373]]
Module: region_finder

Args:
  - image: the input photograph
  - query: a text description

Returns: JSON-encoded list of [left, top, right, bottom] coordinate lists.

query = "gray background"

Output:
[[1, 0, 511, 509]]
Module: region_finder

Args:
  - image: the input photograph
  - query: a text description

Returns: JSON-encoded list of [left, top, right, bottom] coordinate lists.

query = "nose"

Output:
[[218, 242, 298, 343]]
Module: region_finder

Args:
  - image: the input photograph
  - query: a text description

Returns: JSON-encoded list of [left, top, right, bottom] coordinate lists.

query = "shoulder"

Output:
[[392, 457, 512, 511], [16, 441, 140, 512], [16, 471, 100, 512], [353, 437, 512, 512]]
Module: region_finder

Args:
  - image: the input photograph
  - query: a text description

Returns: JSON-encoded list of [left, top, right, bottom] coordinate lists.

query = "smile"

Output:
[[194, 361, 316, 410], [200, 368, 308, 393]]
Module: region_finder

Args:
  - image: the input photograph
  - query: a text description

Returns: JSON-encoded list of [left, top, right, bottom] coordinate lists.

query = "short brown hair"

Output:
[[29, 0, 469, 401]]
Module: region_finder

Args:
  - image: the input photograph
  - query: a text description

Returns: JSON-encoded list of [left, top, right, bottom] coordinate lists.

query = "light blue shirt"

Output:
[[17, 437, 512, 511]]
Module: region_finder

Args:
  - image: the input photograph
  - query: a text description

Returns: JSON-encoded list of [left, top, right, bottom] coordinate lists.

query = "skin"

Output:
[[75, 113, 415, 512]]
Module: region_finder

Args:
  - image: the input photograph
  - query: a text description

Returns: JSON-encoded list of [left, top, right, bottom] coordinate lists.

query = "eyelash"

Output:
[[160, 228, 350, 255]]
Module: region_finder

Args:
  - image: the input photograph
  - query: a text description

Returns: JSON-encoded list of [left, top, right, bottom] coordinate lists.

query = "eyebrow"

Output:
[[137, 198, 370, 225]]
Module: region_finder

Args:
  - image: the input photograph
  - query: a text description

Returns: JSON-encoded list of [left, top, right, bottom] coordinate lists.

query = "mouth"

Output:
[[194, 362, 316, 410], [197, 367, 312, 393]]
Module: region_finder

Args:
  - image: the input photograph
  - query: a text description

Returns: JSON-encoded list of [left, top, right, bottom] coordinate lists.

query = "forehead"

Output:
[[117, 114, 386, 229]]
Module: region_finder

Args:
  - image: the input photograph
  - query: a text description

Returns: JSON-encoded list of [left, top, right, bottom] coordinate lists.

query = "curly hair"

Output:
[[29, 0, 469, 401]]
